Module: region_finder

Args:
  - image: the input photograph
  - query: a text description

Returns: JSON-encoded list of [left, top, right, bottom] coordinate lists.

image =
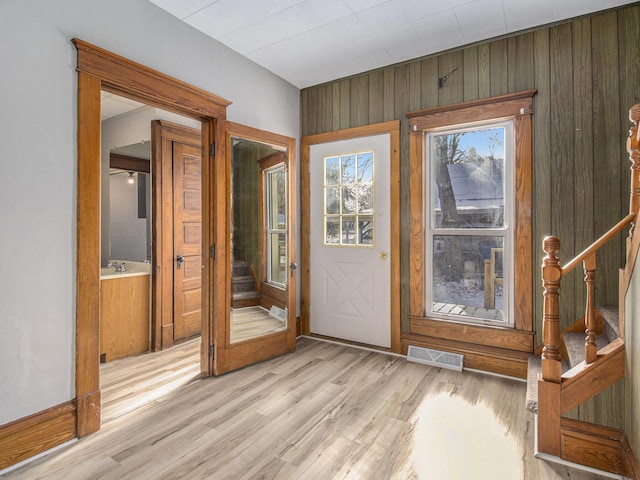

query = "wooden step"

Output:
[[232, 275, 257, 293], [232, 260, 252, 277]]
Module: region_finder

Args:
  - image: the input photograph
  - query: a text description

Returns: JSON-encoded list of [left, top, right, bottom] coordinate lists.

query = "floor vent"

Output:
[[407, 345, 464, 371], [269, 305, 287, 322]]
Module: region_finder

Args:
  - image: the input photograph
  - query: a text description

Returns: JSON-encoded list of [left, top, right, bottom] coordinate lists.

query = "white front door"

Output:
[[309, 134, 391, 348]]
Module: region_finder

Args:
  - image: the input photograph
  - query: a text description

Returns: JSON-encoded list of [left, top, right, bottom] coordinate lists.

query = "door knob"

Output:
[[176, 255, 184, 269], [290, 262, 298, 278], [379, 251, 388, 260]]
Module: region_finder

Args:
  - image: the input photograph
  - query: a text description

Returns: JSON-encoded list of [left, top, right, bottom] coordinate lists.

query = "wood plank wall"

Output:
[[301, 5, 640, 350]]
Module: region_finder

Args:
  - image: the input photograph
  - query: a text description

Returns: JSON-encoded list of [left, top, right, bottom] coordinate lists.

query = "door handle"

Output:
[[176, 255, 184, 269], [290, 262, 298, 278], [379, 251, 388, 260]]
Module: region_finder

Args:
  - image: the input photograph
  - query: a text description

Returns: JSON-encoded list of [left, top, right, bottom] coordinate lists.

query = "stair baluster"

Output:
[[583, 252, 597, 364]]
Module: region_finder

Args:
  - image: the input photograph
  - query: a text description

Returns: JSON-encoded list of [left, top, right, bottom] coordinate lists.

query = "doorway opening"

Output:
[[99, 93, 203, 423], [75, 38, 230, 436]]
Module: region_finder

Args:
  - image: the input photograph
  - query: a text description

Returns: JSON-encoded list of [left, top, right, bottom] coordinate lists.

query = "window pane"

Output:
[[341, 186, 356, 214], [341, 216, 356, 244], [357, 152, 373, 183], [325, 187, 339, 214], [325, 157, 340, 185], [269, 233, 287, 285], [357, 184, 373, 213], [325, 218, 339, 244], [268, 169, 286, 229], [433, 128, 505, 229], [358, 216, 373, 245], [432, 235, 504, 321], [341, 154, 356, 184]]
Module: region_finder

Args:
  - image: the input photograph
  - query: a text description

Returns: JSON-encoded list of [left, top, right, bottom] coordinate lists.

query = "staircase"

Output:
[[232, 260, 261, 308], [526, 104, 640, 478]]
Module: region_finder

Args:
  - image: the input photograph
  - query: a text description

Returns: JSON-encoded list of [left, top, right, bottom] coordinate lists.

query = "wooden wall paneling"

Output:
[[507, 33, 534, 93], [419, 57, 439, 110], [533, 28, 552, 345], [549, 23, 576, 331], [438, 51, 463, 106], [367, 71, 385, 125], [572, 17, 594, 325], [478, 43, 491, 100], [335, 80, 351, 130], [383, 67, 395, 121], [489, 39, 508, 97], [463, 46, 479, 102], [350, 75, 369, 128], [592, 11, 622, 309], [321, 84, 335, 133]]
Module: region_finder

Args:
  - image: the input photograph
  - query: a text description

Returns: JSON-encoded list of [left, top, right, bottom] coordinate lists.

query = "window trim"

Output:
[[408, 90, 535, 337]]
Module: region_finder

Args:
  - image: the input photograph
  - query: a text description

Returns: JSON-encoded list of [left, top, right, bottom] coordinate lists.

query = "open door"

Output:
[[212, 122, 297, 374]]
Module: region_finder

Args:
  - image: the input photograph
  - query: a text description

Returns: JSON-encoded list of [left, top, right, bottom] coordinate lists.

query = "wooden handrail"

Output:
[[561, 213, 636, 275]]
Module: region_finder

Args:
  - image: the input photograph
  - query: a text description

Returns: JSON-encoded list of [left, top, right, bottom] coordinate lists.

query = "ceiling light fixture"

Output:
[[127, 172, 135, 185]]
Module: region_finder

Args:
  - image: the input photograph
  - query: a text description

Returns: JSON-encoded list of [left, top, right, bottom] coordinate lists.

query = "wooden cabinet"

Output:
[[100, 274, 150, 362]]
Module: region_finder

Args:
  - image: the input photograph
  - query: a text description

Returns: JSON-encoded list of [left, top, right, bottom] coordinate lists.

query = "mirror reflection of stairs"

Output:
[[232, 260, 261, 308]]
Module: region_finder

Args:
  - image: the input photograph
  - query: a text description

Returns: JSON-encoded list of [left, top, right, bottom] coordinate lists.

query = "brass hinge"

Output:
[[210, 244, 216, 259], [209, 142, 216, 157], [210, 344, 215, 358]]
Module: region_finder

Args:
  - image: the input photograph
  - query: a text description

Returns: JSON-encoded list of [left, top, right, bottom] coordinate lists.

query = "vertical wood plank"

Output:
[[508, 33, 535, 93], [420, 57, 439, 109], [592, 11, 622, 308], [438, 51, 463, 106], [478, 43, 491, 99], [572, 17, 594, 322], [549, 23, 575, 330], [533, 28, 551, 345], [368, 71, 385, 125], [490, 39, 508, 96], [321, 84, 334, 133], [383, 67, 395, 121], [350, 75, 369, 128], [463, 46, 479, 101]]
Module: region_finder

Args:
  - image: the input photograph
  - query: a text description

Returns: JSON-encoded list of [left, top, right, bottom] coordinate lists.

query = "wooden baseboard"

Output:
[[560, 418, 633, 477], [622, 433, 640, 480], [0, 401, 77, 471], [401, 333, 529, 378]]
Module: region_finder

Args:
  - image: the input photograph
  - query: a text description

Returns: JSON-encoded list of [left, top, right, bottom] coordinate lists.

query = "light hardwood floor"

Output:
[[2, 338, 613, 479]]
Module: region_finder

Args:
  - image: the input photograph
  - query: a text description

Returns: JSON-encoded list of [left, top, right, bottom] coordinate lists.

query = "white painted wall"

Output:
[[0, 0, 299, 425]]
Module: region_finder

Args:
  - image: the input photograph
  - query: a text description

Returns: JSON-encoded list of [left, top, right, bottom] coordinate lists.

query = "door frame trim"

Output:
[[74, 39, 229, 436], [300, 121, 401, 353]]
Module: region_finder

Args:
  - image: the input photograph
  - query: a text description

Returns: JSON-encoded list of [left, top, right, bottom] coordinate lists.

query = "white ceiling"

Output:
[[147, 0, 636, 89]]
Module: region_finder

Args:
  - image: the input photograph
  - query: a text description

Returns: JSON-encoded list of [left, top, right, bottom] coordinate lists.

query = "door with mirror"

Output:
[[212, 122, 297, 374]]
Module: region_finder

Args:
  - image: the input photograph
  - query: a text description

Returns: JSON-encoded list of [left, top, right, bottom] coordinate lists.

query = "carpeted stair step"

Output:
[[233, 275, 257, 293], [232, 260, 252, 277], [597, 306, 620, 342], [562, 331, 610, 368], [525, 355, 570, 414]]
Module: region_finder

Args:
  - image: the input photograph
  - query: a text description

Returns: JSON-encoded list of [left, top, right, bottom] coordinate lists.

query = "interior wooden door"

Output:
[[173, 142, 203, 342], [212, 122, 297, 375]]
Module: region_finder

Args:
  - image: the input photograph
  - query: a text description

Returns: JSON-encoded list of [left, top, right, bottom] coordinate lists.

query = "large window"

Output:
[[426, 122, 513, 326], [407, 90, 535, 345]]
